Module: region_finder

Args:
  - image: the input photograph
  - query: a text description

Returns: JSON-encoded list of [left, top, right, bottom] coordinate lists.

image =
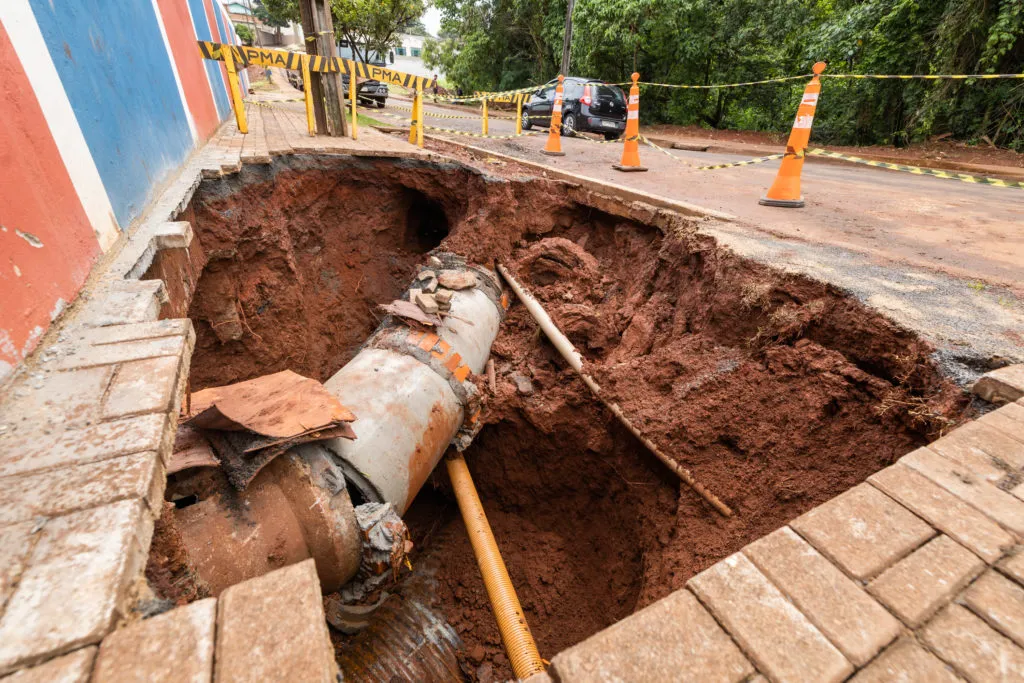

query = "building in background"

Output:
[[392, 33, 441, 80], [221, 0, 302, 47]]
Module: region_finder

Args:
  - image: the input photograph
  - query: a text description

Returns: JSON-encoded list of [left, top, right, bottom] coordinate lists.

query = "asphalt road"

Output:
[[380, 97, 1024, 293]]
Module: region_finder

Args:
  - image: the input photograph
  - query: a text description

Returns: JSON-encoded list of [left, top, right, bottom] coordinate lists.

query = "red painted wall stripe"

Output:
[[155, 0, 220, 140], [0, 21, 98, 371], [202, 0, 231, 101]]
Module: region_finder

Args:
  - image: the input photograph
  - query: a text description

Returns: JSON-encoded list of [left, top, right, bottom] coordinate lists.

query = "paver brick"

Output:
[[927, 421, 1024, 482], [102, 357, 182, 420], [1000, 548, 1024, 586], [215, 559, 337, 683], [551, 588, 754, 683], [0, 412, 170, 479], [963, 570, 1024, 649], [80, 280, 165, 328], [790, 483, 934, 581], [93, 598, 216, 683], [0, 523, 37, 612], [900, 447, 1024, 536], [0, 452, 163, 525], [6, 366, 113, 430], [744, 526, 899, 666], [976, 403, 1024, 446], [54, 334, 189, 371], [77, 320, 191, 346], [1, 647, 96, 683], [922, 603, 1024, 683], [974, 365, 1024, 404], [688, 552, 852, 683], [0, 500, 153, 674], [869, 464, 1014, 563], [848, 638, 959, 683], [867, 535, 983, 627]]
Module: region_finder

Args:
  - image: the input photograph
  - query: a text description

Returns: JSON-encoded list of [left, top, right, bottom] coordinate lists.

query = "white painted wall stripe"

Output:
[[0, 0, 121, 252], [150, 0, 198, 142]]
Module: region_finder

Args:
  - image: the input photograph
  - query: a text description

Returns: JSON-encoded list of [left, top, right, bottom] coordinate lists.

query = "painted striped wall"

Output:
[[0, 0, 243, 382]]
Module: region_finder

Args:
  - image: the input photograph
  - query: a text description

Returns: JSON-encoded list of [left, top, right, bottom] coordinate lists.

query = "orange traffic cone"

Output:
[[760, 61, 827, 208], [541, 75, 566, 156], [613, 72, 647, 172]]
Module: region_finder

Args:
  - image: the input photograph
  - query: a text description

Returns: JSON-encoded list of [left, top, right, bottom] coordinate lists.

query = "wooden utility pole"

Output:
[[560, 0, 575, 77], [298, 0, 346, 136]]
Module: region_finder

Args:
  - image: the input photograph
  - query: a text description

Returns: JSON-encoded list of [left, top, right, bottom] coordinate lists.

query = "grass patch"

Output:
[[345, 110, 387, 128]]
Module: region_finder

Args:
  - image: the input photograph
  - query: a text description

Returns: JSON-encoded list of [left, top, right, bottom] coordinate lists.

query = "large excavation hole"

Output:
[[156, 155, 968, 681]]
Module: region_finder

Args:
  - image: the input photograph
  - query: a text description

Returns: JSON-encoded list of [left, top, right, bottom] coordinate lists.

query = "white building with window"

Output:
[[391, 33, 441, 80]]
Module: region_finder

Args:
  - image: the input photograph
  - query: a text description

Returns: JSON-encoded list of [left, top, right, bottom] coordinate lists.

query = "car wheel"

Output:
[[561, 111, 577, 137], [521, 110, 532, 130], [376, 100, 386, 108], [604, 132, 622, 141]]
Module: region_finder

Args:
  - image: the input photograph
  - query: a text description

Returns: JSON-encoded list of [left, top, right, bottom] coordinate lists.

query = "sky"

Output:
[[422, 6, 441, 36]]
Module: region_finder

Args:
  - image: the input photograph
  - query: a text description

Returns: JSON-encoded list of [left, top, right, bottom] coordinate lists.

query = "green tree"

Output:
[[234, 22, 255, 45], [331, 0, 427, 62], [426, 0, 1024, 149]]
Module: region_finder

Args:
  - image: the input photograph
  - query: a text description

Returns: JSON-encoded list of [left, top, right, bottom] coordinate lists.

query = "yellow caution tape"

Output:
[[823, 73, 1024, 80], [632, 74, 813, 89], [639, 136, 786, 169], [378, 111, 538, 139], [806, 149, 1024, 189]]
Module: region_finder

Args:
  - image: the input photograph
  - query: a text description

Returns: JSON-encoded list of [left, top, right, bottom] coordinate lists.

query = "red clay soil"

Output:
[[408, 206, 967, 680], [176, 156, 969, 681]]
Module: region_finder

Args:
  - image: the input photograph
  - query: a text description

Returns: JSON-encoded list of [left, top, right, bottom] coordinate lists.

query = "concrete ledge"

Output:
[[974, 364, 1024, 404]]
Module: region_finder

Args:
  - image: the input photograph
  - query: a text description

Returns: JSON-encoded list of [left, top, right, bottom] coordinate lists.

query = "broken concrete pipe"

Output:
[[174, 255, 505, 596]]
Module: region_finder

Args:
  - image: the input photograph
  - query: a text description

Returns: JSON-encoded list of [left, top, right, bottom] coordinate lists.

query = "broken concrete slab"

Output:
[[974, 365, 1024, 404]]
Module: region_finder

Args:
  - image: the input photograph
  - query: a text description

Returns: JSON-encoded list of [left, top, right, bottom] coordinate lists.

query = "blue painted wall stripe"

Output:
[[186, 0, 231, 119], [29, 0, 195, 227]]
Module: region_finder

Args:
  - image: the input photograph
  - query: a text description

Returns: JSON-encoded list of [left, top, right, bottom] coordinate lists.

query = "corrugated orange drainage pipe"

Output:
[[445, 452, 546, 679]]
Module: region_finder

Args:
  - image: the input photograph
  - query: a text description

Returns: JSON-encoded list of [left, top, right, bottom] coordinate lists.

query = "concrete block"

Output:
[[688, 553, 851, 683], [0, 522, 37, 613], [922, 604, 1024, 683], [869, 464, 1014, 563], [7, 366, 113, 430], [93, 598, 216, 683], [1, 647, 96, 683], [963, 570, 1024, 649], [54, 334, 189, 372], [744, 527, 900, 666], [0, 413, 170, 479], [80, 280, 165, 328], [848, 638, 959, 683], [215, 560, 337, 683], [102, 356, 181, 420], [900, 447, 1024, 536], [551, 588, 754, 683], [790, 483, 935, 581], [78, 319, 191, 346], [973, 365, 1024, 404], [927, 421, 1024, 482], [0, 500, 153, 674], [867, 535, 984, 627], [0, 452, 163, 525]]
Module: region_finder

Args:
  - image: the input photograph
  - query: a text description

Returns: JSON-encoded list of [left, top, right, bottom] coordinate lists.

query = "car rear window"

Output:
[[595, 84, 626, 104]]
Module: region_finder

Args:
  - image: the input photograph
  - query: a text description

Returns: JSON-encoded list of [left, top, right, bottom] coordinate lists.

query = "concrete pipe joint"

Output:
[[322, 257, 505, 514], [176, 256, 504, 596]]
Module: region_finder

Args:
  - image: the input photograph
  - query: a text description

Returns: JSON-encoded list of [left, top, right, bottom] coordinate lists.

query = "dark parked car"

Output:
[[521, 77, 627, 139]]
